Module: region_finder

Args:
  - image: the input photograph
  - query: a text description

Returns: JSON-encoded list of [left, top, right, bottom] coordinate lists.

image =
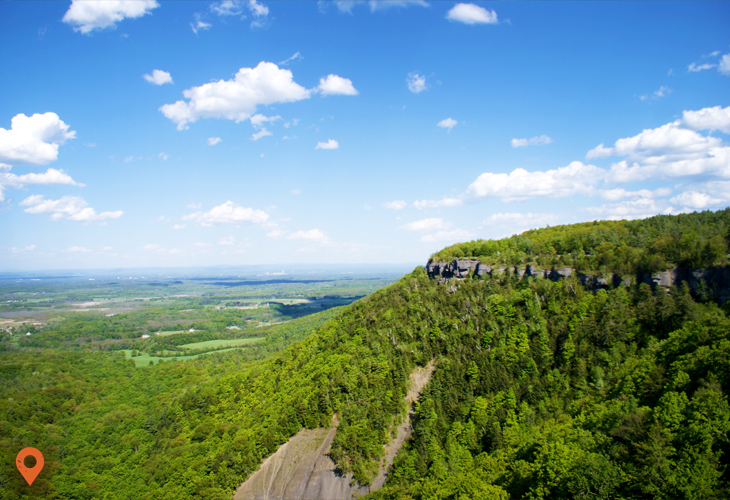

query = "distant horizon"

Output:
[[2, 1, 729, 270]]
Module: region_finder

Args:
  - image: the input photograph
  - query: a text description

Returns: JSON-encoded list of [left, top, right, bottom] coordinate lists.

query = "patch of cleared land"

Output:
[[122, 348, 240, 367], [179, 337, 264, 350]]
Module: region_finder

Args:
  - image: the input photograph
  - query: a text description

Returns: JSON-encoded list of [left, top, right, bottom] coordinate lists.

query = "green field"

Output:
[[178, 337, 264, 350], [122, 348, 241, 367]]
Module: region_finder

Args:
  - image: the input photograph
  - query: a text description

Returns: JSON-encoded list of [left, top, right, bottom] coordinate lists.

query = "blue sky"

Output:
[[1, 0, 729, 270]]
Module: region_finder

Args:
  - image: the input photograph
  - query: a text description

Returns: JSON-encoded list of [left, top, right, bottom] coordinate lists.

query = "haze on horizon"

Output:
[[1, 0, 729, 271]]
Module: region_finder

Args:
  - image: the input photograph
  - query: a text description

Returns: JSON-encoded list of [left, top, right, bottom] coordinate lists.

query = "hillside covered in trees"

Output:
[[430, 208, 730, 275], [2, 209, 729, 499]]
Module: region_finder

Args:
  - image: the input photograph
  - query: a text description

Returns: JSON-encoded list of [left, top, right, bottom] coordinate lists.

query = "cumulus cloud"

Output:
[[173, 224, 186, 229], [218, 236, 236, 245], [437, 118, 457, 132], [160, 62, 311, 130], [446, 3, 498, 24], [421, 229, 473, 243], [682, 105, 730, 133], [669, 191, 723, 209], [407, 72, 427, 93], [400, 218, 449, 232], [640, 86, 672, 101], [182, 200, 269, 226], [1, 168, 84, 190], [317, 74, 359, 96], [511, 135, 552, 148], [316, 139, 339, 150], [208, 137, 222, 146], [250, 114, 281, 127], [187, 202, 202, 209], [251, 128, 272, 141], [292, 188, 301, 195], [588, 108, 730, 182], [0, 112, 76, 166], [20, 195, 123, 221], [467, 162, 603, 202], [288, 229, 328, 242], [67, 246, 92, 253], [383, 200, 406, 210], [62, 0, 159, 34], [143, 69, 173, 85], [413, 197, 463, 209], [333, 1, 427, 14]]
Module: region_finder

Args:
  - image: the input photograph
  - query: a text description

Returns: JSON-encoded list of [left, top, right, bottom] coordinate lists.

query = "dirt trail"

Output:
[[232, 362, 435, 500]]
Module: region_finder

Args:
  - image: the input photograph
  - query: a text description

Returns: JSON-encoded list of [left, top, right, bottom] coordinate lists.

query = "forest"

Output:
[[1, 209, 729, 499]]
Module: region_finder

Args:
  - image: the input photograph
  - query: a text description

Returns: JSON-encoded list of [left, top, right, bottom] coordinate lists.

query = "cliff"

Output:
[[426, 259, 730, 303]]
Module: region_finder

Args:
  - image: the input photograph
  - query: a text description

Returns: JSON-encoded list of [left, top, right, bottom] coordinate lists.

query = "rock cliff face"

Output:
[[426, 259, 730, 303], [232, 364, 435, 500]]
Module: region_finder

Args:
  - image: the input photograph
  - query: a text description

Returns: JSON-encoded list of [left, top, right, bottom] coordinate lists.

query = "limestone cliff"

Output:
[[426, 259, 730, 303]]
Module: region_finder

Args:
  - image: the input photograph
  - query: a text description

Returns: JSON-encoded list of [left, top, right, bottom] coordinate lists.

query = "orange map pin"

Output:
[[16, 447, 44, 486]]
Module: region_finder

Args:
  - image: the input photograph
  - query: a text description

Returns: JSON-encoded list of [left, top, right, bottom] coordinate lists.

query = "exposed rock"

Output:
[[426, 260, 730, 303], [233, 364, 436, 500]]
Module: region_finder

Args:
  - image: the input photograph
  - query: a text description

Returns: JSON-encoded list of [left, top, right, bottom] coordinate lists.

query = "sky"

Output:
[[1, 0, 729, 270]]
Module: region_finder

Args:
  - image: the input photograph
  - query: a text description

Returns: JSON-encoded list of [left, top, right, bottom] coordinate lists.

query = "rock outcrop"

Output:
[[233, 363, 436, 500], [426, 259, 730, 303]]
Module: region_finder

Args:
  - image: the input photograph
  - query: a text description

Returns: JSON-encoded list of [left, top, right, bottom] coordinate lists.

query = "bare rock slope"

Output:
[[233, 363, 435, 500]]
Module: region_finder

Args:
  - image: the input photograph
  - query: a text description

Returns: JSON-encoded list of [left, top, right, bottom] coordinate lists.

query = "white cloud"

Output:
[[266, 229, 283, 238], [413, 197, 463, 209], [212, 0, 244, 16], [187, 202, 202, 209], [587, 108, 730, 182], [446, 3, 498, 25], [682, 105, 730, 134], [158, 152, 169, 161], [143, 69, 173, 85], [406, 72, 427, 93], [640, 86, 672, 101], [208, 137, 222, 146], [587, 199, 675, 221], [62, 0, 159, 34], [191, 17, 212, 34], [383, 200, 406, 210], [688, 62, 716, 73], [143, 243, 164, 251], [481, 212, 559, 229], [719, 54, 730, 76], [288, 229, 328, 242], [669, 191, 723, 209], [421, 229, 473, 243], [67, 246, 92, 253], [182, 200, 269, 226], [467, 162, 603, 202], [1, 167, 84, 190], [218, 236, 236, 245], [400, 218, 449, 232], [173, 224, 186, 229], [511, 135, 552, 148], [333, 1, 427, 14], [280, 52, 303, 66], [291, 188, 301, 195], [316, 139, 339, 150], [437, 118, 457, 132], [20, 195, 123, 221], [284, 118, 299, 128], [598, 187, 672, 201], [250, 114, 282, 128], [251, 128, 272, 141], [25, 245, 36, 251], [0, 113, 76, 166], [160, 62, 311, 130], [317, 74, 359, 96]]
